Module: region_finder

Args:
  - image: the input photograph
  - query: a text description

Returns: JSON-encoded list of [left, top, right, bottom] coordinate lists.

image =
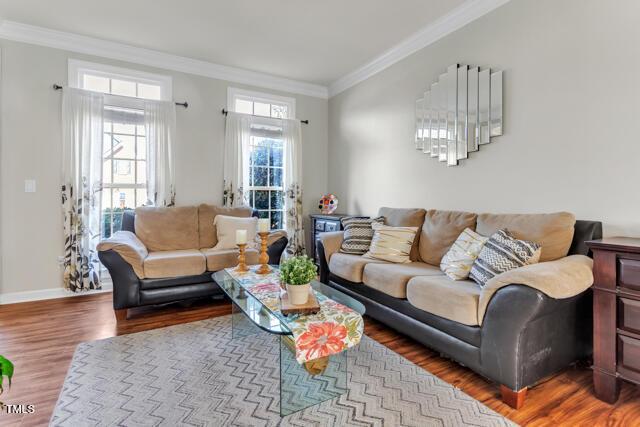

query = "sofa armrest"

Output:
[[98, 249, 141, 310], [316, 231, 344, 284], [97, 231, 148, 279], [266, 231, 288, 265], [266, 229, 288, 247], [319, 231, 344, 263], [478, 255, 594, 324], [480, 285, 591, 390]]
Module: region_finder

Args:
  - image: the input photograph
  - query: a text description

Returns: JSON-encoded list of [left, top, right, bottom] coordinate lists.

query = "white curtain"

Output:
[[282, 119, 305, 256], [223, 112, 252, 207], [61, 88, 104, 292], [145, 100, 176, 206]]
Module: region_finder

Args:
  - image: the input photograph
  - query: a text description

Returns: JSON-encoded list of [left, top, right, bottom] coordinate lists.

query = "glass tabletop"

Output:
[[212, 268, 366, 336]]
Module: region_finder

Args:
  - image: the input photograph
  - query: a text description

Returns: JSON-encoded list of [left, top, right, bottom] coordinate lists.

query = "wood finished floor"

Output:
[[0, 292, 639, 426]]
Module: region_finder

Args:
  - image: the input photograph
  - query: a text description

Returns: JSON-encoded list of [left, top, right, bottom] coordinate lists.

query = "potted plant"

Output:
[[0, 355, 14, 410], [280, 255, 317, 305]]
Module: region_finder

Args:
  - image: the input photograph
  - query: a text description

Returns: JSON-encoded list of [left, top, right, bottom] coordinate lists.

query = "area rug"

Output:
[[51, 315, 515, 426]]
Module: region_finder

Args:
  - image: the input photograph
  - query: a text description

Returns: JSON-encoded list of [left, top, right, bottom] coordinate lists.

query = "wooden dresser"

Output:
[[309, 214, 352, 266], [587, 237, 640, 403]]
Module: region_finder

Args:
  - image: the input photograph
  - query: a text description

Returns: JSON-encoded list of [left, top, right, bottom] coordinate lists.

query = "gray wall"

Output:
[[329, 0, 640, 237], [0, 40, 328, 295]]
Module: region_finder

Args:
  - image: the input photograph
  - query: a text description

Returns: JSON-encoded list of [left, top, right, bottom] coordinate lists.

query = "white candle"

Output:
[[258, 218, 270, 233], [236, 229, 247, 245]]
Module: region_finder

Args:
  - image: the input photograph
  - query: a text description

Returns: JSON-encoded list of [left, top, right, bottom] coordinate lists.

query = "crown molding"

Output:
[[0, 20, 329, 99], [328, 0, 513, 97]]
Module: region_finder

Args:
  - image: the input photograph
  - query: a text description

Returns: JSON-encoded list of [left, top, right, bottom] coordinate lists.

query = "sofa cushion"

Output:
[[364, 224, 418, 264], [201, 247, 259, 272], [378, 207, 426, 261], [144, 249, 206, 279], [198, 204, 254, 248], [406, 275, 481, 326], [135, 206, 199, 252], [329, 253, 388, 283], [362, 262, 442, 298], [327, 277, 481, 346], [476, 212, 575, 262], [419, 210, 477, 266]]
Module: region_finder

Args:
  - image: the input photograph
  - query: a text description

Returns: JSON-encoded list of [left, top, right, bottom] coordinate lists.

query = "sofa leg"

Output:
[[114, 309, 128, 322], [500, 385, 527, 409]]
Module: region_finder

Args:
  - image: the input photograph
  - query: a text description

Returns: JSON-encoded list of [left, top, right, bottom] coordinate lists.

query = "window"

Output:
[[69, 60, 172, 238], [228, 88, 295, 229]]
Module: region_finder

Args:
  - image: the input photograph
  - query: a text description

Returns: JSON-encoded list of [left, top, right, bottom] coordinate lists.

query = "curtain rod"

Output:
[[221, 108, 309, 125], [52, 84, 188, 108]]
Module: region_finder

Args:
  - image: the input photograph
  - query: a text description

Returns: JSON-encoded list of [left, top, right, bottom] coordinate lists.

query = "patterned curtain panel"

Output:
[[145, 100, 177, 206], [222, 112, 252, 207], [282, 119, 305, 256], [61, 88, 104, 292]]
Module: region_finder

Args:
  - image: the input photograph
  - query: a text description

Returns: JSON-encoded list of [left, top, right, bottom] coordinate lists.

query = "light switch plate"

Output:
[[24, 179, 36, 193]]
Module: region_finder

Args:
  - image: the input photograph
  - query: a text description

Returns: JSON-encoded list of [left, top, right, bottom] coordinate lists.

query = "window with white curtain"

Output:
[[69, 60, 173, 238], [228, 88, 295, 229]]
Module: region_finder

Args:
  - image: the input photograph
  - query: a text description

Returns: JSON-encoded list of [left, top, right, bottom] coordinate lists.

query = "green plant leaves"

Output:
[[0, 355, 14, 394], [279, 255, 317, 285]]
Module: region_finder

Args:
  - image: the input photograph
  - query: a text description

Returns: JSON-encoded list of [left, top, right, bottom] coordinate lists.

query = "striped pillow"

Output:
[[469, 229, 541, 286], [339, 216, 383, 255], [363, 223, 418, 263]]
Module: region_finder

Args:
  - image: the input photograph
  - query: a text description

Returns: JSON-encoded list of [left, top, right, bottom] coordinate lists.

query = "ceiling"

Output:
[[0, 0, 467, 86]]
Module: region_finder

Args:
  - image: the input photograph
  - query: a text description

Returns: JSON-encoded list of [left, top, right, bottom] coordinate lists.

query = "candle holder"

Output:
[[235, 243, 249, 273], [256, 231, 272, 275]]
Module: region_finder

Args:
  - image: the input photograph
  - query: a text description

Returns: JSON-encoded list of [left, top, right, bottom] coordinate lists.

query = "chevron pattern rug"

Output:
[[51, 315, 515, 426]]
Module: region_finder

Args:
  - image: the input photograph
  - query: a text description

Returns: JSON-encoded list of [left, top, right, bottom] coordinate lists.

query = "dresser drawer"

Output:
[[315, 220, 326, 231], [324, 221, 340, 232], [618, 335, 640, 380], [619, 258, 640, 291], [620, 297, 640, 334]]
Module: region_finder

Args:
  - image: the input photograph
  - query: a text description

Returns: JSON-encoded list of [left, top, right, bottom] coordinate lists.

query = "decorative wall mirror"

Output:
[[415, 64, 503, 166]]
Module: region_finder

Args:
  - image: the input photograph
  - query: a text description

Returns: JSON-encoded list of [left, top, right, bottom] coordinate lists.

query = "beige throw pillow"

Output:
[[213, 215, 258, 250], [440, 228, 488, 280], [363, 223, 418, 264]]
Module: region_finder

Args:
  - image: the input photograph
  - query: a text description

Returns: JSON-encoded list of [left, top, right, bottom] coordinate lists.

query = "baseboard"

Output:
[[0, 283, 112, 305]]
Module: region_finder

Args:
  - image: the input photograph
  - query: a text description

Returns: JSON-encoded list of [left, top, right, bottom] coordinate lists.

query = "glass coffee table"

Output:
[[212, 268, 365, 416]]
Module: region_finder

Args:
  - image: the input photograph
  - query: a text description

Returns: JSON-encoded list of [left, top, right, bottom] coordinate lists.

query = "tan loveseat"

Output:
[[317, 207, 602, 409], [97, 204, 287, 320]]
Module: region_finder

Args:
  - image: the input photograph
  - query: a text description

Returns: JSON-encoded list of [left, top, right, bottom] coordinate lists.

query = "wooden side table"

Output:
[[587, 237, 640, 403]]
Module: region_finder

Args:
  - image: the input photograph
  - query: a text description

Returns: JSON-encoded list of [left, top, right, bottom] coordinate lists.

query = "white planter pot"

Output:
[[286, 283, 310, 305]]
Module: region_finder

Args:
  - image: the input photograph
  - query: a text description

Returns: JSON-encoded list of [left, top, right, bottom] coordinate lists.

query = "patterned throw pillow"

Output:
[[469, 229, 541, 286], [363, 223, 418, 264], [440, 228, 489, 280], [339, 216, 383, 255]]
